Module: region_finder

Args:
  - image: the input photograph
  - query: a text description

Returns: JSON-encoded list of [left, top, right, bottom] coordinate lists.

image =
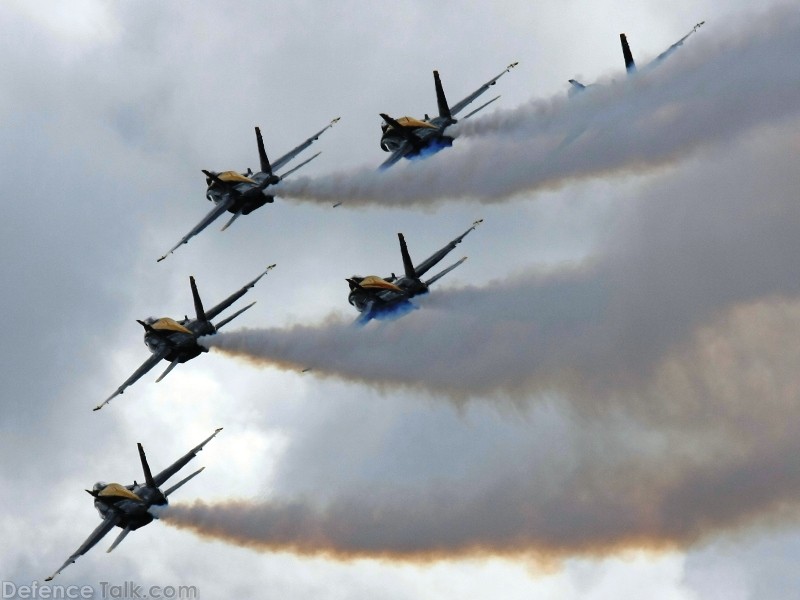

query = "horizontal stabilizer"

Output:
[[425, 256, 467, 286], [164, 467, 205, 497], [220, 211, 242, 232], [279, 151, 321, 179], [155, 358, 180, 383], [215, 301, 256, 329], [106, 527, 131, 553], [463, 95, 500, 119]]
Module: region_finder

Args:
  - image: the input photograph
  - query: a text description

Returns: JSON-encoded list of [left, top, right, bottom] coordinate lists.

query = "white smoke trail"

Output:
[[274, 8, 800, 208], [170, 298, 800, 558], [204, 121, 800, 408]]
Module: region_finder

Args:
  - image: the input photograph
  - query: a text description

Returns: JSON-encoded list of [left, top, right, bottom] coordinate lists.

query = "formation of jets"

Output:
[[49, 21, 704, 580]]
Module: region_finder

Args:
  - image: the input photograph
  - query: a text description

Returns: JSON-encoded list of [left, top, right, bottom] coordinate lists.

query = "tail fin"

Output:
[[398, 233, 417, 279], [620, 34, 636, 73], [255, 127, 273, 175], [137, 443, 156, 489], [189, 276, 207, 323], [433, 71, 452, 122]]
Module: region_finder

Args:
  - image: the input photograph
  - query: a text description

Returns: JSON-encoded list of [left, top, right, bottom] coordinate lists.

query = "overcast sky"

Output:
[[2, 1, 799, 598]]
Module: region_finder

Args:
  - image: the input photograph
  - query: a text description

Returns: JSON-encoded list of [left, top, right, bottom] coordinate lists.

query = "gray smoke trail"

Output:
[[167, 301, 800, 557], [274, 8, 800, 208], [178, 115, 800, 562], [204, 127, 800, 412]]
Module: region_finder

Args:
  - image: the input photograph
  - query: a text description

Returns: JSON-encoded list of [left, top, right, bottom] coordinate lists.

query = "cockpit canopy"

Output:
[[149, 317, 193, 335], [207, 171, 257, 188], [381, 116, 436, 132]]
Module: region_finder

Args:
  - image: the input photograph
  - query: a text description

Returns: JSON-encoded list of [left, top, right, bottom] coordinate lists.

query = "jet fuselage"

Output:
[[90, 482, 164, 532], [141, 319, 214, 364], [379, 116, 453, 159], [347, 275, 428, 318], [205, 173, 277, 216]]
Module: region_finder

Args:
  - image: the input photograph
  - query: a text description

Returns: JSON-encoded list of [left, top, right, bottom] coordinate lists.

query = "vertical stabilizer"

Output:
[[398, 233, 417, 279], [137, 443, 156, 489], [620, 34, 636, 72], [255, 127, 273, 174], [433, 71, 452, 122], [189, 276, 207, 323]]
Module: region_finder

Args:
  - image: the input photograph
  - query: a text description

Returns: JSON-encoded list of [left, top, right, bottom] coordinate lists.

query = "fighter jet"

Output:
[[568, 22, 705, 95], [158, 118, 339, 261], [347, 220, 482, 324], [45, 428, 222, 581], [95, 266, 275, 411], [378, 63, 517, 170]]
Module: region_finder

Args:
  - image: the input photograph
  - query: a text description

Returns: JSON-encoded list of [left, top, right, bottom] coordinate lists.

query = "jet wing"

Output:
[[645, 21, 705, 71], [157, 196, 236, 262], [94, 348, 170, 411], [449, 62, 517, 118], [412, 220, 482, 278], [270, 118, 339, 173], [45, 512, 120, 580], [378, 142, 412, 171], [152, 428, 223, 488], [202, 265, 275, 322]]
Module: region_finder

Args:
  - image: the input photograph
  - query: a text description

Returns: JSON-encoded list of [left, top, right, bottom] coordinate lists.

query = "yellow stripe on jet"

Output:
[[394, 117, 437, 129], [151, 318, 193, 335], [97, 483, 142, 502], [217, 171, 257, 184], [359, 276, 403, 292]]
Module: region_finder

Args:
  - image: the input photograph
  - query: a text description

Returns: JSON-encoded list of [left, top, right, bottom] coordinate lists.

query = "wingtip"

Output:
[[508, 61, 519, 69], [92, 405, 102, 412], [215, 427, 223, 433], [331, 117, 341, 125]]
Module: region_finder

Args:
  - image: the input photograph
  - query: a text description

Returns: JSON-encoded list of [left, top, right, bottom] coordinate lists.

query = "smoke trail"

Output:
[[204, 125, 800, 412], [274, 8, 800, 208], [178, 131, 800, 562], [167, 301, 800, 559]]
